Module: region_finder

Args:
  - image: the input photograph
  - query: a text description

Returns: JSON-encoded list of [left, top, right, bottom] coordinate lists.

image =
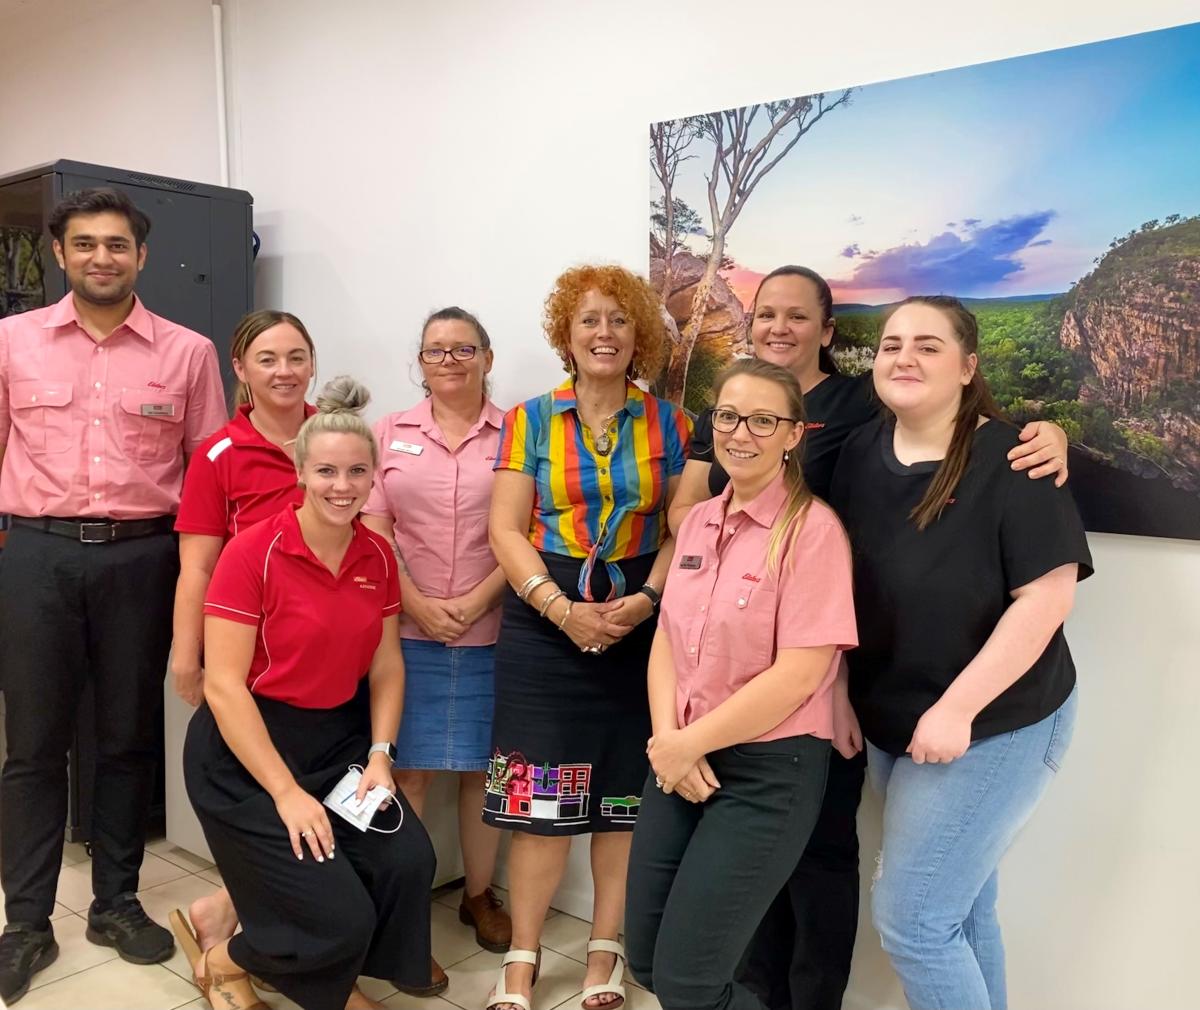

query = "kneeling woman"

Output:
[[625, 359, 858, 1010], [175, 378, 436, 1010]]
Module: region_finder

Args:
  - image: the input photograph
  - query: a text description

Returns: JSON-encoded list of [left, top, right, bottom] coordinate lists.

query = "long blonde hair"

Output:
[[711, 358, 813, 573], [293, 376, 377, 471]]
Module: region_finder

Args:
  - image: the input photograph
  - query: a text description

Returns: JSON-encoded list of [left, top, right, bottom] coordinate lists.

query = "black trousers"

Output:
[[0, 525, 178, 926], [185, 692, 436, 1010], [625, 736, 830, 1010], [737, 748, 868, 1010]]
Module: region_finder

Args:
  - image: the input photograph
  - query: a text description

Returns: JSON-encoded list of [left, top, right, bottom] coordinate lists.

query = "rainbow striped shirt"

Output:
[[495, 379, 691, 598]]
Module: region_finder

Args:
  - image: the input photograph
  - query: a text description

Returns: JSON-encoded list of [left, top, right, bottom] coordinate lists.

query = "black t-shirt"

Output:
[[689, 371, 875, 500], [828, 417, 1093, 755]]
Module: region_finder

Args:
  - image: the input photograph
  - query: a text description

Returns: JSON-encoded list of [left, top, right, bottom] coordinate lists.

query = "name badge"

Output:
[[679, 555, 703, 570], [141, 403, 175, 417], [389, 440, 424, 455]]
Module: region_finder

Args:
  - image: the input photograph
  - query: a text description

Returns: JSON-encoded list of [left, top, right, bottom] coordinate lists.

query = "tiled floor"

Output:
[[4, 838, 660, 1010]]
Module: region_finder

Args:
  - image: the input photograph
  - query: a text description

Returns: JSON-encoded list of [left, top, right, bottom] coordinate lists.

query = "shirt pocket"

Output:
[[119, 388, 185, 463], [8, 379, 74, 454], [702, 582, 776, 670]]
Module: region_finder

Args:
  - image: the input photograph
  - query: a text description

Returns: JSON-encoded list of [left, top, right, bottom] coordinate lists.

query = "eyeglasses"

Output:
[[419, 345, 480, 364], [710, 407, 799, 437]]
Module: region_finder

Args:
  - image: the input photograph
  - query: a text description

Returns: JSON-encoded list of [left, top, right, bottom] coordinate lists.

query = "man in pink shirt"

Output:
[[0, 188, 225, 1004]]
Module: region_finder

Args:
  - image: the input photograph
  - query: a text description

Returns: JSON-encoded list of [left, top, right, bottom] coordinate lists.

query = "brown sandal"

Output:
[[169, 908, 269, 1010]]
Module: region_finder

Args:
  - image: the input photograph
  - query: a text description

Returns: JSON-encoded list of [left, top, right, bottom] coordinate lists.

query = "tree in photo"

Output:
[[662, 91, 853, 402], [649, 118, 700, 304]]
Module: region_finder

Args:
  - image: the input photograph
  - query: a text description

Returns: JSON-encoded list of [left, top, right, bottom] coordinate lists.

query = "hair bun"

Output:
[[316, 375, 370, 415]]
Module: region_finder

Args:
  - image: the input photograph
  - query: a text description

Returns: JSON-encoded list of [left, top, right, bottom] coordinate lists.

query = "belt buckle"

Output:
[[78, 522, 116, 544]]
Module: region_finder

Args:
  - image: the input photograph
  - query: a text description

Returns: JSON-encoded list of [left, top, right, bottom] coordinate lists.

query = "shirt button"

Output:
[[699, 604, 706, 612], [599, 468, 608, 475], [737, 597, 747, 607], [93, 492, 102, 500], [689, 646, 696, 654], [93, 418, 101, 426], [94, 381, 102, 389], [30, 394, 37, 403], [93, 456, 101, 463]]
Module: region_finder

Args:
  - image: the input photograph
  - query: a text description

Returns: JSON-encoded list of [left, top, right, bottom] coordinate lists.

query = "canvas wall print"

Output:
[[650, 21, 1200, 540]]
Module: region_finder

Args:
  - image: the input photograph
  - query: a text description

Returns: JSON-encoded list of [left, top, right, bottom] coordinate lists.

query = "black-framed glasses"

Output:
[[419, 345, 480, 364], [710, 407, 799, 437]]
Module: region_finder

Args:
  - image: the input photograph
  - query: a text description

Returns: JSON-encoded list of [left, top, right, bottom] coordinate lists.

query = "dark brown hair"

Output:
[[712, 357, 813, 573], [49, 188, 151, 246], [751, 265, 839, 375], [879, 295, 1004, 530], [229, 310, 316, 410]]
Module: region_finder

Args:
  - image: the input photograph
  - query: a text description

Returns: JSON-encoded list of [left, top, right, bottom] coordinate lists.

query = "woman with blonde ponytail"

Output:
[[173, 377, 437, 1010], [829, 297, 1092, 1010], [624, 358, 858, 1010]]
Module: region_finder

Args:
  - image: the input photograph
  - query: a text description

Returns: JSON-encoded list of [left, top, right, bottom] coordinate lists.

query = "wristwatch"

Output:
[[368, 742, 397, 765], [637, 583, 662, 610]]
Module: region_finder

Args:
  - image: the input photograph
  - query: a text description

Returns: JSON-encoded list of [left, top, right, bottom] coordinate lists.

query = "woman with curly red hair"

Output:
[[484, 265, 691, 1010]]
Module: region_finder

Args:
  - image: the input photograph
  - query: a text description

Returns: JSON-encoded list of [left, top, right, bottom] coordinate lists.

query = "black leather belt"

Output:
[[11, 515, 176, 544]]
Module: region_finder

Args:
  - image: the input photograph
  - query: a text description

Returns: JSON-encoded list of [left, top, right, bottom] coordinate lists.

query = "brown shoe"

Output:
[[459, 887, 512, 954], [395, 957, 448, 998]]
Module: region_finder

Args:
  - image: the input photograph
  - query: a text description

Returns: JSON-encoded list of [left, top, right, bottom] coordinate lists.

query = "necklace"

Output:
[[593, 414, 618, 456]]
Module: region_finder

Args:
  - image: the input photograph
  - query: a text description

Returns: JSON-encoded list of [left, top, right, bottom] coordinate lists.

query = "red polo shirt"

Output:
[[176, 403, 316, 540], [203, 505, 402, 708]]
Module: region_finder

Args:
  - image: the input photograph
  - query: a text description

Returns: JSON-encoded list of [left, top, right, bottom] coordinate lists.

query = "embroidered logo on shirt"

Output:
[[679, 555, 702, 570], [804, 421, 826, 430], [742, 573, 761, 582], [354, 576, 379, 590], [147, 380, 167, 390]]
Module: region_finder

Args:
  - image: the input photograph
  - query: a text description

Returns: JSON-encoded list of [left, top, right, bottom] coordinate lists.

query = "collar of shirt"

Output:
[[706, 466, 791, 532], [549, 378, 647, 419], [274, 503, 380, 574], [40, 292, 155, 344], [393, 395, 504, 444], [228, 402, 317, 448]]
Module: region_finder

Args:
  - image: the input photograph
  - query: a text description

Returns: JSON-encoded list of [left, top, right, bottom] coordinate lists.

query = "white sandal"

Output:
[[580, 938, 626, 1010], [485, 947, 540, 1010]]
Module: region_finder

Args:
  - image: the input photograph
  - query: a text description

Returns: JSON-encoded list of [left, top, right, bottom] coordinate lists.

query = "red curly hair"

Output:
[[543, 265, 669, 381]]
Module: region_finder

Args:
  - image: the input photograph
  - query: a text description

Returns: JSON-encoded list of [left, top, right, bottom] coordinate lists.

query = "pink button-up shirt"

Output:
[[363, 397, 504, 646], [659, 470, 858, 742], [0, 294, 226, 519]]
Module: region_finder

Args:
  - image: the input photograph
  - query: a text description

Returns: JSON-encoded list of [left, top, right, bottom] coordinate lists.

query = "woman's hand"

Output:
[[404, 590, 469, 643], [605, 592, 655, 630], [1009, 421, 1070, 487], [561, 601, 628, 652], [832, 675, 863, 760], [673, 756, 721, 804], [907, 701, 972, 765], [647, 728, 702, 793], [273, 782, 336, 862], [357, 753, 397, 808], [171, 655, 205, 708]]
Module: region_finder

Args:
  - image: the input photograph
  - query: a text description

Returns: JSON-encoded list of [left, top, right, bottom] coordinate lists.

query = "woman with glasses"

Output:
[[361, 308, 511, 994], [485, 265, 690, 1010], [669, 266, 1072, 1010], [625, 358, 857, 1010]]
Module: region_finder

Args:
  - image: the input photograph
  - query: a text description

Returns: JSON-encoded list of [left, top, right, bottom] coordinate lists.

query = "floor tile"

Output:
[[539, 912, 592, 964], [136, 874, 228, 984], [196, 865, 224, 887], [0, 901, 74, 929], [137, 851, 196, 889], [61, 841, 91, 866], [355, 975, 398, 1001], [20, 959, 197, 1010], [146, 838, 214, 874], [23, 912, 118, 991], [432, 900, 490, 969], [381, 993, 460, 1009], [441, 947, 583, 1010], [54, 852, 193, 911]]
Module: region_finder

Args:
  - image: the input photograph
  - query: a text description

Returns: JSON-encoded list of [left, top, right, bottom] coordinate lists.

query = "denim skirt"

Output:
[[395, 638, 496, 771]]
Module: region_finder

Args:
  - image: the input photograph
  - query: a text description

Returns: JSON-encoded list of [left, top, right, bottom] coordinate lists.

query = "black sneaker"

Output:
[[0, 923, 59, 1004], [85, 893, 174, 964]]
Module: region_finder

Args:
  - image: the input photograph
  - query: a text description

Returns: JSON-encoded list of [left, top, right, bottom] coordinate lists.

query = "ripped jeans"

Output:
[[866, 687, 1077, 1010]]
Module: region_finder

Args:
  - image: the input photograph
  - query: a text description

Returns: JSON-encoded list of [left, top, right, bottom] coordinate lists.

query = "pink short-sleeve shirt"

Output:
[[0, 294, 226, 519], [362, 397, 503, 646], [659, 470, 858, 742]]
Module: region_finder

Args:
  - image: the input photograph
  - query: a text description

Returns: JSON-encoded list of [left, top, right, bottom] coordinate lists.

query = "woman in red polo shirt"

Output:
[[172, 378, 436, 1010], [623, 358, 857, 1010], [171, 310, 316, 957]]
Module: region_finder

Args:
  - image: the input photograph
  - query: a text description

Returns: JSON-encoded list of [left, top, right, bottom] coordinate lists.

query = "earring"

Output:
[[783, 450, 790, 463], [297, 479, 306, 489]]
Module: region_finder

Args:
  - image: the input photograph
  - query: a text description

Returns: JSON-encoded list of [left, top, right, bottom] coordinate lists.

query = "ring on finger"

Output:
[[654, 776, 663, 789], [300, 830, 310, 837]]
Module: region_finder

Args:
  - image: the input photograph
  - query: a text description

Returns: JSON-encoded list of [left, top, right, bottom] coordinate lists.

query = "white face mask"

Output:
[[323, 765, 404, 834]]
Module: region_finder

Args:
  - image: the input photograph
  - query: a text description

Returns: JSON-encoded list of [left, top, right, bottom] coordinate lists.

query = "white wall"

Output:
[[3, 2, 1199, 1006]]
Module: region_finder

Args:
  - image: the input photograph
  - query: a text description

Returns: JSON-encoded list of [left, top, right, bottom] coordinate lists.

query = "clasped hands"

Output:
[[561, 592, 654, 654], [647, 728, 721, 804]]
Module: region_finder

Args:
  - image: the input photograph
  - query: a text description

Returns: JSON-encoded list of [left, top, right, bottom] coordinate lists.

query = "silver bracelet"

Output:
[[539, 590, 566, 618], [558, 600, 574, 629], [517, 573, 554, 601]]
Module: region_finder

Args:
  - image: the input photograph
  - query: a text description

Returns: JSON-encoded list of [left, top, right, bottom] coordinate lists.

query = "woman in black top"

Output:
[[670, 267, 1072, 1010], [828, 296, 1091, 1010]]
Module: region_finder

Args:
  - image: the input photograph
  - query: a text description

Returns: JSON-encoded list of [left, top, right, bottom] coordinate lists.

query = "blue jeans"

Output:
[[867, 688, 1077, 1010]]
